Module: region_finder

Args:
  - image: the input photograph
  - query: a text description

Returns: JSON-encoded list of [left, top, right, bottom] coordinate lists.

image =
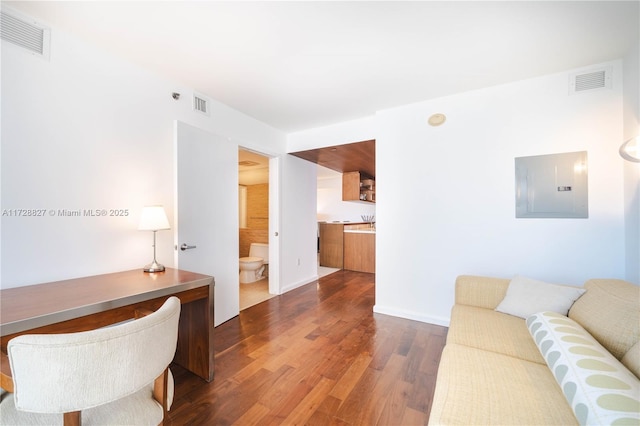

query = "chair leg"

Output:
[[153, 368, 169, 425], [63, 411, 81, 426]]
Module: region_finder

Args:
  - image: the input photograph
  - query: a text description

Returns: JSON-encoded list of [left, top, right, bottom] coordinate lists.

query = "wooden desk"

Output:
[[0, 268, 215, 382]]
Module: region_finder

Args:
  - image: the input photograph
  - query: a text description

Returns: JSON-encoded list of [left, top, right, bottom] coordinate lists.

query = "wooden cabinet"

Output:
[[342, 171, 375, 203], [318, 223, 343, 268], [343, 232, 375, 273]]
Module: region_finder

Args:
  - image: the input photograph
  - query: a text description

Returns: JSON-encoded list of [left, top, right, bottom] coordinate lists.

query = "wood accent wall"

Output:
[[240, 183, 269, 257], [239, 229, 268, 258], [247, 183, 269, 230]]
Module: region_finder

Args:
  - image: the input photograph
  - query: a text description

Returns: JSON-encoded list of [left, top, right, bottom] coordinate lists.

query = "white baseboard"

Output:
[[373, 304, 450, 327], [280, 274, 319, 294]]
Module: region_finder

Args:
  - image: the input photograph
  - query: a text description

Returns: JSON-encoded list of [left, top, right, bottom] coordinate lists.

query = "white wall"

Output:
[[375, 61, 628, 325], [1, 19, 321, 305], [279, 154, 319, 292], [622, 38, 640, 284], [291, 60, 630, 326]]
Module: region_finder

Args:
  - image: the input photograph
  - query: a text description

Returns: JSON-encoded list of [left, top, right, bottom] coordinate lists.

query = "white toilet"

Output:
[[239, 243, 269, 284]]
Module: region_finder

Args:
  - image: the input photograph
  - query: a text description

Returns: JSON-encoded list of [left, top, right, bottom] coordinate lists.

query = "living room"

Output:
[[1, 2, 638, 424], [2, 1, 638, 324]]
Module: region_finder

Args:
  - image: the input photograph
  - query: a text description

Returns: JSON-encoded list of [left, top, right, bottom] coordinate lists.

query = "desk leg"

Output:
[[174, 297, 214, 382]]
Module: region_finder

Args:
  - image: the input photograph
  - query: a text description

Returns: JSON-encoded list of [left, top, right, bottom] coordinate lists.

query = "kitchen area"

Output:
[[290, 140, 376, 274], [319, 220, 375, 273]]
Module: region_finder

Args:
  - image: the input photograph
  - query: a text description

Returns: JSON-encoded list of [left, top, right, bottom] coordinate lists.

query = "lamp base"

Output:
[[143, 261, 165, 273]]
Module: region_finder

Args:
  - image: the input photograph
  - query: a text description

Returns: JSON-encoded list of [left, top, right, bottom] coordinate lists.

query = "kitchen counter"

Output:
[[343, 229, 375, 233], [318, 222, 376, 272]]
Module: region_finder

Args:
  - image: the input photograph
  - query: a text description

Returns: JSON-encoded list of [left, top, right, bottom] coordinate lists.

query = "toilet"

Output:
[[239, 243, 269, 284]]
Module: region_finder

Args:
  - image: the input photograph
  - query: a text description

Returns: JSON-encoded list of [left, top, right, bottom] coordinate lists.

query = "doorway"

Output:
[[239, 148, 276, 310]]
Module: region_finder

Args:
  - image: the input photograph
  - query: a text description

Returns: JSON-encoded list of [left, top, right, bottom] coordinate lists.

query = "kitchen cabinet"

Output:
[[342, 171, 375, 203], [318, 222, 343, 268], [343, 230, 375, 273]]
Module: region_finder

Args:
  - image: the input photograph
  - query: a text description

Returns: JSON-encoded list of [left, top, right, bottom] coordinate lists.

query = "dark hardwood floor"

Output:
[[168, 270, 448, 425]]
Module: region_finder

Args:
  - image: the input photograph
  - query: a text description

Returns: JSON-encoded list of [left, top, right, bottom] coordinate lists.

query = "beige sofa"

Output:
[[428, 275, 640, 425]]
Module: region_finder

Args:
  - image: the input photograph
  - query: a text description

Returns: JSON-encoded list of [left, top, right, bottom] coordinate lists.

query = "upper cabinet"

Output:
[[342, 171, 375, 203]]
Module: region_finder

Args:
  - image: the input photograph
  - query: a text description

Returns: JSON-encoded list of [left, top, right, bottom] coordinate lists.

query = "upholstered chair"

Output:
[[0, 296, 181, 425]]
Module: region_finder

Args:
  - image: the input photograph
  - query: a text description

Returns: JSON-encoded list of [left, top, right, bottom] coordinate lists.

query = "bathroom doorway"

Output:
[[239, 148, 276, 310]]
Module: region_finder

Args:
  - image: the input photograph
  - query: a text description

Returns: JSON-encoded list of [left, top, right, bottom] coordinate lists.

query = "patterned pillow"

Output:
[[527, 311, 640, 425]]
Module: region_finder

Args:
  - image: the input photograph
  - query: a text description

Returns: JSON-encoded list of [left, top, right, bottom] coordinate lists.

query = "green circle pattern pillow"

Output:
[[527, 311, 640, 425]]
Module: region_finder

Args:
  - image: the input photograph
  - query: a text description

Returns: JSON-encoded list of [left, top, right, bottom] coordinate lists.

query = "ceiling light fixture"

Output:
[[428, 113, 446, 126]]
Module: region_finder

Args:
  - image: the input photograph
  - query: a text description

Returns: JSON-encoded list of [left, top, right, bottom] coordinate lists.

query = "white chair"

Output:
[[0, 296, 181, 425]]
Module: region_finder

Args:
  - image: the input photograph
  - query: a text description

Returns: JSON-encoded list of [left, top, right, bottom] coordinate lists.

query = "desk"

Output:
[[0, 268, 214, 382]]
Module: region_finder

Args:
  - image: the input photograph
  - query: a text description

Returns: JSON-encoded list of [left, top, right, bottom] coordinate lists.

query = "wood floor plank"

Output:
[[281, 376, 336, 425], [306, 395, 342, 425], [232, 402, 271, 425], [377, 379, 415, 426], [168, 270, 448, 425], [328, 351, 372, 402], [401, 406, 429, 426], [353, 353, 408, 425]]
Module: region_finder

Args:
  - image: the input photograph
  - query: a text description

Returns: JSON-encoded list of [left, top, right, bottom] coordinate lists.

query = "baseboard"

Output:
[[280, 274, 320, 294], [373, 304, 450, 327]]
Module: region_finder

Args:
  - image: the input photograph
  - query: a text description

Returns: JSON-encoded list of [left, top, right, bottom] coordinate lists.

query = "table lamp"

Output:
[[138, 205, 170, 272]]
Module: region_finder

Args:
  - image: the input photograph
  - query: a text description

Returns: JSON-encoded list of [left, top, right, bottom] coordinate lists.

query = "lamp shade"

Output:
[[138, 206, 170, 231]]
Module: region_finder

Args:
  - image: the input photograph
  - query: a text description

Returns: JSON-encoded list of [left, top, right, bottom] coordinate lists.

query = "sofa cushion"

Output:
[[495, 276, 585, 319], [622, 342, 640, 379], [569, 279, 640, 363], [527, 311, 640, 425], [447, 305, 545, 364], [454, 275, 510, 309], [428, 343, 578, 425]]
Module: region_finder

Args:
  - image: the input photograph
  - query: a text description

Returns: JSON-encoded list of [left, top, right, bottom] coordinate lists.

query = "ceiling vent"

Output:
[[1, 8, 50, 60], [193, 92, 211, 116], [569, 67, 612, 95]]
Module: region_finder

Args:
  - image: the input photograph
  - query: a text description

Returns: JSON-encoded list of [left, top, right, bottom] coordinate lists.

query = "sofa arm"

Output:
[[455, 275, 510, 309]]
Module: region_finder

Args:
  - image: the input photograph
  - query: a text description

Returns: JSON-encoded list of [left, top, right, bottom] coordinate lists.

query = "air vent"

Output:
[[193, 92, 211, 116], [1, 8, 50, 60], [569, 67, 611, 95]]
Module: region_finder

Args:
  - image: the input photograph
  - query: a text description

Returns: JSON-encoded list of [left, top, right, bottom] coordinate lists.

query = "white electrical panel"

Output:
[[515, 151, 588, 218]]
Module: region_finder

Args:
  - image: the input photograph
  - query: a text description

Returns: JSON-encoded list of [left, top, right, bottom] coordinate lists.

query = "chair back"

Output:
[[7, 296, 181, 413]]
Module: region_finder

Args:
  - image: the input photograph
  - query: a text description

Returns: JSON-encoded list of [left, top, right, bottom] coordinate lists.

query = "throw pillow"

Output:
[[495, 275, 585, 319], [527, 311, 640, 425]]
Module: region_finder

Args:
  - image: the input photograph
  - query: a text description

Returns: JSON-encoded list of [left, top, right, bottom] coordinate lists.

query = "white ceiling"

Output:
[[6, 1, 639, 132]]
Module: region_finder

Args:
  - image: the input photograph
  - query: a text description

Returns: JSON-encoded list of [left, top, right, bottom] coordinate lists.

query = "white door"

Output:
[[175, 121, 238, 326]]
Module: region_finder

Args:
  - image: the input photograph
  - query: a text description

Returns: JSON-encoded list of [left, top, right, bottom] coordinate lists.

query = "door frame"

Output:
[[238, 147, 281, 295], [268, 156, 280, 295]]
